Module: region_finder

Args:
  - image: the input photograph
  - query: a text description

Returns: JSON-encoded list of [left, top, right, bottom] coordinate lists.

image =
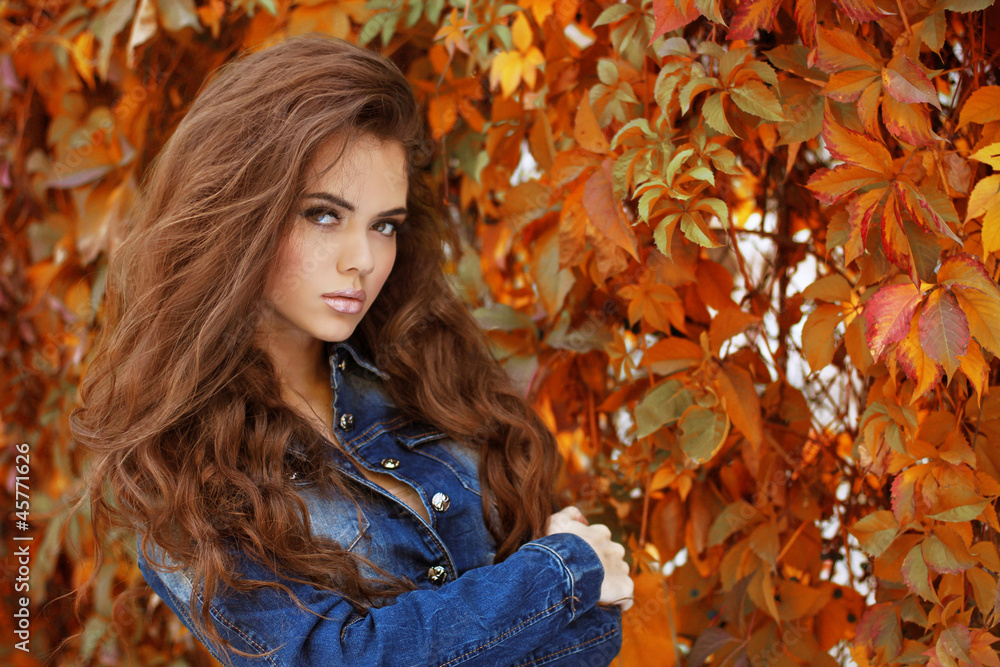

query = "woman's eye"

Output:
[[303, 207, 340, 226], [373, 220, 400, 236]]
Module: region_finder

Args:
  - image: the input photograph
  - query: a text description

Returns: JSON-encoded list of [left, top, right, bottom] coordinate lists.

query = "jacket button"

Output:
[[427, 565, 447, 584], [338, 413, 355, 431], [431, 492, 451, 512], [337, 358, 347, 371], [380, 458, 400, 469]]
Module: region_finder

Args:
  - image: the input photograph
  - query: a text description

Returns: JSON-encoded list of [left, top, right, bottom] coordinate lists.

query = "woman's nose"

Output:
[[337, 225, 375, 275]]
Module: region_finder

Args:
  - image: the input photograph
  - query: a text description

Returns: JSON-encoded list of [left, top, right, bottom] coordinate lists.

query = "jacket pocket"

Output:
[[297, 486, 371, 552], [407, 437, 483, 496]]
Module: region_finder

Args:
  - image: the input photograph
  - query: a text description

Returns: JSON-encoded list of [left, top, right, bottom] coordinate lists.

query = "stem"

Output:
[[894, 0, 912, 34]]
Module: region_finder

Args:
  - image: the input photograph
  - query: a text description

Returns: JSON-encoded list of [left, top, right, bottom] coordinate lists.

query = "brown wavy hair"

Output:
[[69, 33, 560, 659]]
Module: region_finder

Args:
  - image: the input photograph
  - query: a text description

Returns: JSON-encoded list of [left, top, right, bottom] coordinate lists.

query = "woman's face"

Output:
[[261, 135, 408, 347]]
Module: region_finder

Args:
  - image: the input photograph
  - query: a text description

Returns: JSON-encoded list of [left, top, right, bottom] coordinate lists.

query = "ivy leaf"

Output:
[[649, 0, 701, 41], [749, 519, 780, 566], [678, 404, 729, 463], [582, 161, 639, 261], [716, 364, 762, 449], [729, 80, 785, 121], [855, 603, 902, 664], [918, 288, 970, 381], [897, 317, 943, 402], [634, 379, 694, 438], [727, 0, 781, 40], [901, 544, 939, 603], [815, 26, 882, 72], [821, 112, 892, 175], [832, 0, 885, 22], [801, 303, 844, 371], [850, 510, 898, 557], [864, 282, 922, 362], [882, 54, 941, 109], [958, 85, 1000, 128], [922, 527, 977, 573], [970, 142, 1000, 170]]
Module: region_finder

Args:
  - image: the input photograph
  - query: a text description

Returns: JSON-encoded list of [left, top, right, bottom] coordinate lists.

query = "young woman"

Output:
[[71, 34, 633, 666]]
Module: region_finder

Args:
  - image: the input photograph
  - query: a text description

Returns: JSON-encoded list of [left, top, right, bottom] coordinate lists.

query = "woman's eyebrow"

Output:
[[303, 192, 407, 217]]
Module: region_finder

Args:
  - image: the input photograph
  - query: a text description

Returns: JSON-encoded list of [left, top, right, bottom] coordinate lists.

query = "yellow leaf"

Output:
[[489, 51, 522, 98], [959, 85, 1000, 128], [970, 142, 1000, 170], [959, 341, 988, 404], [71, 32, 95, 88], [511, 12, 533, 53], [982, 202, 1000, 256]]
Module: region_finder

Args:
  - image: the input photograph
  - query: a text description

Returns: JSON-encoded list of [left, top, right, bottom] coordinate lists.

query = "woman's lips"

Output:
[[322, 295, 364, 314]]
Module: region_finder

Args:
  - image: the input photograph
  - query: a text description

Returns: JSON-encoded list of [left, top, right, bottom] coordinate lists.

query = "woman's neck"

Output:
[[256, 330, 334, 425]]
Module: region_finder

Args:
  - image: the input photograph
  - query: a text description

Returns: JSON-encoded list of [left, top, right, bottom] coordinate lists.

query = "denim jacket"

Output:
[[137, 338, 623, 666]]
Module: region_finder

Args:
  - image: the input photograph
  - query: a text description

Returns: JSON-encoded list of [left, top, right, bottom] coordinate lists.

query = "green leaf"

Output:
[[594, 3, 634, 27], [703, 92, 736, 136], [678, 404, 729, 463], [730, 80, 785, 121], [708, 501, 758, 546], [634, 379, 694, 438], [901, 544, 939, 602]]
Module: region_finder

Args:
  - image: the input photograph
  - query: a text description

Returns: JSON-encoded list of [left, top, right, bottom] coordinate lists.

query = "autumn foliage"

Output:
[[2, 0, 1000, 664]]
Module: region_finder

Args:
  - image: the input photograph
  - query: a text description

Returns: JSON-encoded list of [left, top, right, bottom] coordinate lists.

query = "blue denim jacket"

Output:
[[137, 339, 623, 666]]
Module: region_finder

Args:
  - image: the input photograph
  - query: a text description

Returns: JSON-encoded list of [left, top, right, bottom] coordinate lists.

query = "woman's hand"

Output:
[[545, 506, 634, 611]]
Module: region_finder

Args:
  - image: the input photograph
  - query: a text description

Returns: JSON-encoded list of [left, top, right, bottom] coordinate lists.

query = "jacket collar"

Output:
[[326, 338, 389, 380]]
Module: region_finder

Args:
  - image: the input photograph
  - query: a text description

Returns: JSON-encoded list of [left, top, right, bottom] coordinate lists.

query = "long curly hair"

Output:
[[70, 34, 560, 658]]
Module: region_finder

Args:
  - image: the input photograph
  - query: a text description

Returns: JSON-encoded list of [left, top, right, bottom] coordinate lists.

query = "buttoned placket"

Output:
[[327, 344, 460, 586]]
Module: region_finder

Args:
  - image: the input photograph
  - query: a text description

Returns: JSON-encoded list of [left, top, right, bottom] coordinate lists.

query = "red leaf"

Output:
[[937, 253, 998, 294], [882, 94, 942, 146], [882, 54, 941, 109], [918, 288, 970, 380], [727, 0, 782, 40], [832, 0, 885, 22], [650, 0, 700, 41], [894, 181, 961, 243], [864, 282, 922, 361]]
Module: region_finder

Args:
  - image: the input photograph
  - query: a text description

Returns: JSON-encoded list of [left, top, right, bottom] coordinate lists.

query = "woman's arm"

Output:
[[138, 531, 621, 667]]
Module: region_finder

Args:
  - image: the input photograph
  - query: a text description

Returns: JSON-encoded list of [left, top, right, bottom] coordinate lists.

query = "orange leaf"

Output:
[[573, 93, 610, 153], [717, 364, 762, 449], [582, 160, 639, 260], [802, 303, 844, 371], [821, 111, 892, 175], [708, 307, 761, 355], [649, 0, 700, 41]]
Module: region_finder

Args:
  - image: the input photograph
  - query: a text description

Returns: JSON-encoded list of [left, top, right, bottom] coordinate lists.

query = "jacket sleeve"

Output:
[[137, 532, 622, 667]]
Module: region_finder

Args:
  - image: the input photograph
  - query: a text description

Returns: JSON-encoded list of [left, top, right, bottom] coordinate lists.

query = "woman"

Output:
[[71, 34, 632, 666]]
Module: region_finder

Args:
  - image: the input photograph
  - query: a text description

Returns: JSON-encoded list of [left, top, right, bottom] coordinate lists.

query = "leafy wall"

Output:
[[1, 0, 999, 664]]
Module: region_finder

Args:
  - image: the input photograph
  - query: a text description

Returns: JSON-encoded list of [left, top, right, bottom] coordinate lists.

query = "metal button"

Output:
[[338, 412, 354, 431], [427, 565, 447, 584], [337, 358, 347, 371], [431, 492, 451, 512], [380, 458, 400, 470]]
